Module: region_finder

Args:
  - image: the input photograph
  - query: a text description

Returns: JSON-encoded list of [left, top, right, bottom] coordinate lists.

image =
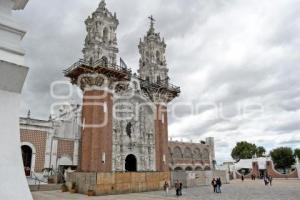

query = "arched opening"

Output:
[[173, 147, 183, 159], [21, 145, 32, 176], [101, 56, 108, 67], [185, 166, 193, 171], [168, 147, 172, 160], [195, 166, 203, 171], [193, 148, 202, 160], [103, 27, 109, 42], [156, 51, 160, 63], [157, 76, 161, 84], [174, 167, 183, 171], [184, 147, 192, 159], [203, 148, 209, 160], [125, 154, 137, 172]]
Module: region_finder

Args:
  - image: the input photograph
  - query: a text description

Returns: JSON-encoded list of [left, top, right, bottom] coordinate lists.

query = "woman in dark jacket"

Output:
[[216, 178, 222, 193]]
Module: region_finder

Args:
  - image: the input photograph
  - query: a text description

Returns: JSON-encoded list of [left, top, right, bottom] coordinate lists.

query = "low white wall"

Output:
[[0, 91, 32, 199]]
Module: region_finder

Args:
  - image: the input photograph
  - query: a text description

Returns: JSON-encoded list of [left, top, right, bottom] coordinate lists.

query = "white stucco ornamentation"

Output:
[[138, 16, 169, 85], [112, 78, 156, 171], [82, 0, 119, 66]]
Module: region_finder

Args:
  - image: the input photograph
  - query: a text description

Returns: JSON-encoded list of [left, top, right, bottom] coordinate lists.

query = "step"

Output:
[[30, 184, 62, 192]]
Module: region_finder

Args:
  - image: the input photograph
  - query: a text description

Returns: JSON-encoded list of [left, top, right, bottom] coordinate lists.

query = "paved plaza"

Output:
[[32, 179, 300, 200]]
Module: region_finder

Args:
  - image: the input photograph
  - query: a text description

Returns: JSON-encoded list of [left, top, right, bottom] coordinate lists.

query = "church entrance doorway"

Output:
[[21, 145, 32, 176], [125, 154, 137, 172]]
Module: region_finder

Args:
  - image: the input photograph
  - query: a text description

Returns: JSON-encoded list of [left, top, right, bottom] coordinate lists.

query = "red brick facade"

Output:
[[235, 160, 299, 179], [57, 139, 74, 160], [168, 141, 213, 171], [155, 104, 169, 172], [80, 90, 113, 172], [266, 161, 298, 178], [20, 129, 47, 172]]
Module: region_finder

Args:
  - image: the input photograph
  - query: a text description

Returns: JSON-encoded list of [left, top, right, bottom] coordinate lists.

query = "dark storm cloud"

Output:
[[15, 0, 300, 162]]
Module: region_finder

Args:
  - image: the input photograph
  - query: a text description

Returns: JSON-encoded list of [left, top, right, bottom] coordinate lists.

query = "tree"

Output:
[[231, 141, 257, 161], [256, 146, 266, 157], [294, 149, 300, 160], [270, 147, 295, 172]]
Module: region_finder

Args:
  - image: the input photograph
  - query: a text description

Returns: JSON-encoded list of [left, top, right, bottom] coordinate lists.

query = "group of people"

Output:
[[163, 180, 183, 197], [211, 177, 222, 193], [164, 177, 223, 197], [241, 174, 273, 186]]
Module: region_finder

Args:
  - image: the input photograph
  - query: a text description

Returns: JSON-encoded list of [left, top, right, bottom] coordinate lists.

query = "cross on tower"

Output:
[[148, 15, 155, 25]]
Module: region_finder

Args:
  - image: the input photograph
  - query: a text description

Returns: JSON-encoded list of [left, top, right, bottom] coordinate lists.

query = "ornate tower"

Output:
[[138, 16, 169, 85], [139, 17, 180, 172], [83, 0, 119, 66], [64, 0, 130, 172]]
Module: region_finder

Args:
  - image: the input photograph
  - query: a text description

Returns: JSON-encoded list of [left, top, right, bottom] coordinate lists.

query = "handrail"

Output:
[[139, 78, 180, 93], [64, 59, 180, 93], [64, 59, 132, 75]]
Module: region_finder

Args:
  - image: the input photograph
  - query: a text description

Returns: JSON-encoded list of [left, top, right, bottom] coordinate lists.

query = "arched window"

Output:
[[168, 147, 172, 159], [183, 147, 192, 159], [101, 56, 108, 67], [185, 166, 193, 171], [195, 166, 203, 171], [193, 148, 202, 160], [173, 147, 183, 159], [174, 167, 183, 171], [203, 148, 210, 160], [103, 27, 109, 42], [156, 51, 160, 63], [157, 76, 161, 83]]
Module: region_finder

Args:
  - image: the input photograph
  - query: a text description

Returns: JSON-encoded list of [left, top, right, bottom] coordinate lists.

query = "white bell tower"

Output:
[[138, 16, 169, 85], [82, 0, 119, 66]]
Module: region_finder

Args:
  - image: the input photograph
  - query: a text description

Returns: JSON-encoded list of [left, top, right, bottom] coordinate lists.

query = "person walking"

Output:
[[241, 175, 244, 182], [268, 176, 273, 186], [179, 182, 183, 196], [163, 180, 169, 196], [216, 178, 222, 193], [175, 180, 180, 197], [211, 178, 217, 193], [264, 176, 269, 186]]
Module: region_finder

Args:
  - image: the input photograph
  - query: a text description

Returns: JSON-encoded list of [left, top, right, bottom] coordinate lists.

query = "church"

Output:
[[20, 0, 215, 183]]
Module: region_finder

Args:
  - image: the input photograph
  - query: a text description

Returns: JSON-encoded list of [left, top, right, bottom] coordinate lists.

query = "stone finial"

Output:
[[99, 0, 106, 9], [49, 114, 52, 121]]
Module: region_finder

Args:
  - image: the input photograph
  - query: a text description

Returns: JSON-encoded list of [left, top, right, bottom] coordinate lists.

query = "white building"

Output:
[[0, 0, 32, 199]]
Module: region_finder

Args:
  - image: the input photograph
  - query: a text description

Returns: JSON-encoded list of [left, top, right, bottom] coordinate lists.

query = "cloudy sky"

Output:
[[15, 0, 300, 162]]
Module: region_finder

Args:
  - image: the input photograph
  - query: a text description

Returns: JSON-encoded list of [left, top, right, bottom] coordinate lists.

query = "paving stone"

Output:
[[32, 180, 300, 200]]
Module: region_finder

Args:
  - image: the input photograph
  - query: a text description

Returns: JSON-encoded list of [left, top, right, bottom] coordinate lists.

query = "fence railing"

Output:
[[64, 59, 131, 75]]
